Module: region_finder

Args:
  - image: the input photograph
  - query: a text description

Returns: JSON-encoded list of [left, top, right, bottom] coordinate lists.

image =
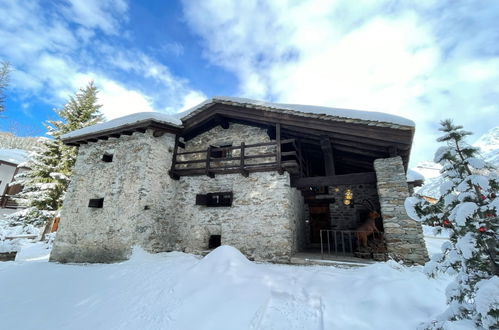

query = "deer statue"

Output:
[[355, 199, 381, 248]]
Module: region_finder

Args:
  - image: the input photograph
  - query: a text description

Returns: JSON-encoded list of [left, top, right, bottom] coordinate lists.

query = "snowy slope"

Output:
[[474, 126, 499, 165], [0, 132, 40, 151], [0, 245, 451, 330], [414, 126, 499, 199]]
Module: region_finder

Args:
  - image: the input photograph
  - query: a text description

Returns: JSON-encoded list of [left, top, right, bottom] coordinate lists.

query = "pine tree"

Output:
[[9, 82, 103, 226], [407, 120, 498, 329]]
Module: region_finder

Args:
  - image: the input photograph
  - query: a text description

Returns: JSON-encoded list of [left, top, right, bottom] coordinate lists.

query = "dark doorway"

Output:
[[309, 204, 331, 244]]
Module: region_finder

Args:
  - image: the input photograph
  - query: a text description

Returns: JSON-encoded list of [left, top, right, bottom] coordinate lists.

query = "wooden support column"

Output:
[[206, 146, 214, 178], [320, 136, 336, 176], [240, 142, 249, 177], [168, 135, 180, 180], [276, 123, 283, 175]]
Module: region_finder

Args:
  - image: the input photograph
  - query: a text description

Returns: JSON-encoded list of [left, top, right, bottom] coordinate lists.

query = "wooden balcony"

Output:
[[0, 195, 25, 209], [169, 139, 306, 179]]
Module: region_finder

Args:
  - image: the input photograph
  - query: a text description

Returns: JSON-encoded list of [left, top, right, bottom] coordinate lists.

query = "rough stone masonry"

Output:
[[51, 121, 427, 265], [374, 156, 429, 264], [50, 126, 305, 263]]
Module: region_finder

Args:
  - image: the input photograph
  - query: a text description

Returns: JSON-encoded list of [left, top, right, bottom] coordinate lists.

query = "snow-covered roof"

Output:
[[61, 97, 414, 146], [178, 96, 415, 128], [0, 149, 28, 165], [406, 169, 425, 183], [61, 112, 182, 140]]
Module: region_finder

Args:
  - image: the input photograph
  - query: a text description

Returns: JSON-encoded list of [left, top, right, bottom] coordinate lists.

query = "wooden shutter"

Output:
[[196, 194, 208, 205]]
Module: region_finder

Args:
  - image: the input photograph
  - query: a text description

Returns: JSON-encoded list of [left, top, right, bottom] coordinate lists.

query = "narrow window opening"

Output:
[[88, 198, 104, 208], [209, 235, 221, 249], [195, 192, 233, 207], [102, 153, 113, 162]]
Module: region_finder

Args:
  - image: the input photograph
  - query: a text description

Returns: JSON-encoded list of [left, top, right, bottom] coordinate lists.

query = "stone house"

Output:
[[50, 97, 428, 264], [0, 149, 29, 211]]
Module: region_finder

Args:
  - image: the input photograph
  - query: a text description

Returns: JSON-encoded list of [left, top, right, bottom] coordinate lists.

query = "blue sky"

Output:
[[0, 0, 498, 166]]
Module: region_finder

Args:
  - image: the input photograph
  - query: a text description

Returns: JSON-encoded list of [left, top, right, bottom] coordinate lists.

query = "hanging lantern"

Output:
[[343, 189, 353, 205]]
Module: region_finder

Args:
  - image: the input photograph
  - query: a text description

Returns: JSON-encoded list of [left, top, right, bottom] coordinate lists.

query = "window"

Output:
[[102, 153, 113, 162], [209, 235, 221, 249], [210, 144, 232, 159], [196, 192, 233, 207], [88, 198, 104, 208]]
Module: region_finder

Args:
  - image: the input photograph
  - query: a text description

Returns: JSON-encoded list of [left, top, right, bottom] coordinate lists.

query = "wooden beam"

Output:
[[240, 142, 249, 177], [206, 146, 214, 178], [291, 172, 377, 188], [280, 125, 411, 149], [169, 136, 180, 180], [388, 146, 398, 157], [320, 136, 335, 176], [332, 145, 385, 158]]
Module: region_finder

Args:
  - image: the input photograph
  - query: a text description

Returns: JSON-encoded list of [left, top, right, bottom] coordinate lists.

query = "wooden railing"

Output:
[[320, 230, 387, 261], [170, 139, 306, 178], [0, 195, 24, 209]]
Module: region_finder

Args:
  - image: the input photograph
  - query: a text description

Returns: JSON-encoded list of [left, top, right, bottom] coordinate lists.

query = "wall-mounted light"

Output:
[[343, 188, 353, 206]]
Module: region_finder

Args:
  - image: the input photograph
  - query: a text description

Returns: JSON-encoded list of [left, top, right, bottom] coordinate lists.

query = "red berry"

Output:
[[443, 220, 450, 225], [479, 227, 486, 233], [481, 195, 486, 200]]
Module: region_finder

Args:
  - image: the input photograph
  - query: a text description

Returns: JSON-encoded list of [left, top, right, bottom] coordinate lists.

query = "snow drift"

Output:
[[0, 245, 451, 330]]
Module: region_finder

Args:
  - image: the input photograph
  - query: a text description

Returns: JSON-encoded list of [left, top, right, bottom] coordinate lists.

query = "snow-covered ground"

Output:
[[0, 231, 452, 330]]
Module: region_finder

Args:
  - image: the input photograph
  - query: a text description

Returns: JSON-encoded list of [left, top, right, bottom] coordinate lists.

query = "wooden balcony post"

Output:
[[276, 123, 283, 175], [206, 146, 214, 178], [240, 142, 249, 177], [320, 136, 336, 176]]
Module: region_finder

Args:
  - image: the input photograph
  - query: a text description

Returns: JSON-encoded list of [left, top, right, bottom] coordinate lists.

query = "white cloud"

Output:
[[61, 0, 128, 35], [96, 80, 156, 119], [0, 0, 206, 122], [182, 0, 499, 166], [177, 90, 207, 113]]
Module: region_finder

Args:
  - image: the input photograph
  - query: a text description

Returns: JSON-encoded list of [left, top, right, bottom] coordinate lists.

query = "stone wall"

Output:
[[174, 171, 304, 262], [374, 156, 428, 265], [51, 124, 305, 263], [50, 129, 179, 263]]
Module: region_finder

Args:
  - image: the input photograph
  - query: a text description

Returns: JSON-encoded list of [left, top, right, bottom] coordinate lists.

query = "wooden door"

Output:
[[309, 205, 330, 244]]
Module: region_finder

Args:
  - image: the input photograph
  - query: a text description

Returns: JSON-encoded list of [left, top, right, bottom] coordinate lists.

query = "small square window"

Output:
[[88, 198, 104, 208], [102, 153, 113, 162], [209, 235, 221, 249]]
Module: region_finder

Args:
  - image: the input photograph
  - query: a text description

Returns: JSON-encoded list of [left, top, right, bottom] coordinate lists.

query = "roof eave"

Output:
[[62, 120, 182, 146]]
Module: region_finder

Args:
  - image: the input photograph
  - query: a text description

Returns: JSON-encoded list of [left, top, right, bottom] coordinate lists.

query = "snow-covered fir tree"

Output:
[[406, 120, 498, 329], [8, 82, 103, 226]]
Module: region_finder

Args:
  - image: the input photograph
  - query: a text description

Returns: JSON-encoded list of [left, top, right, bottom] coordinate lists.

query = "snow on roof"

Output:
[[406, 169, 425, 182], [61, 97, 414, 142], [0, 149, 28, 165], [61, 112, 182, 140], [178, 96, 415, 127]]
